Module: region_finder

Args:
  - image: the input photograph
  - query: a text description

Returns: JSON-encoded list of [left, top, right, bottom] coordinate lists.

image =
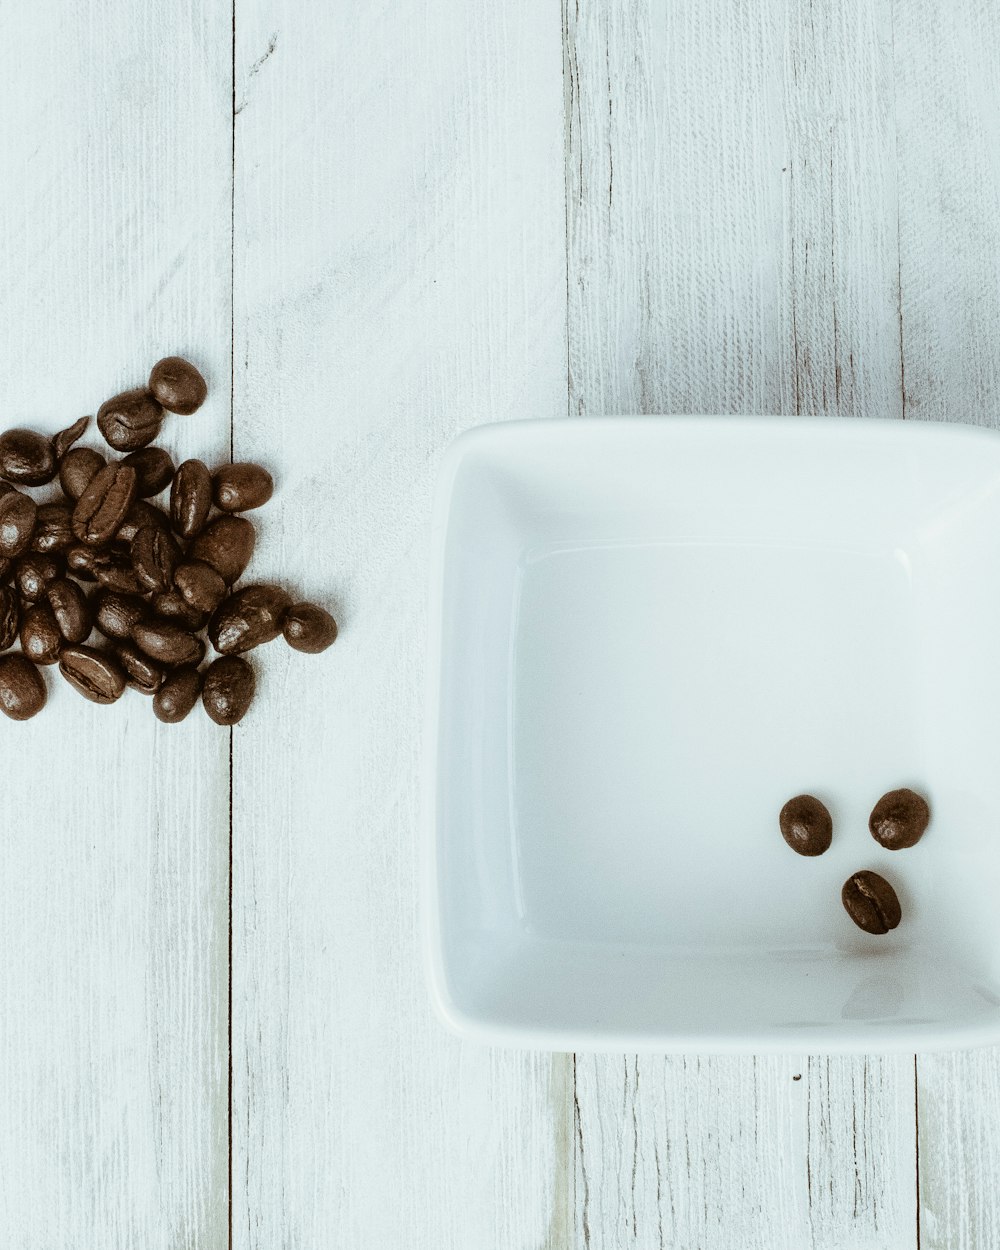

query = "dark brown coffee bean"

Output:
[[13, 553, 63, 602], [202, 655, 255, 725], [58, 446, 106, 500], [66, 544, 98, 580], [30, 500, 74, 554], [114, 641, 165, 694], [869, 789, 930, 851], [131, 620, 205, 666], [170, 459, 212, 539], [72, 462, 137, 546], [0, 587, 18, 651], [20, 602, 62, 665], [95, 591, 147, 640], [282, 603, 338, 653], [149, 356, 207, 415], [116, 499, 172, 544], [212, 463, 274, 512], [0, 653, 47, 719], [0, 490, 37, 558], [189, 515, 255, 583], [153, 664, 203, 723], [123, 446, 175, 497], [0, 428, 57, 486], [59, 645, 127, 704], [174, 560, 226, 614], [96, 388, 164, 452], [209, 585, 292, 655], [131, 525, 181, 593], [52, 415, 91, 460], [93, 551, 145, 595], [151, 590, 207, 631], [46, 578, 92, 644], [779, 794, 832, 857], [842, 871, 902, 934]]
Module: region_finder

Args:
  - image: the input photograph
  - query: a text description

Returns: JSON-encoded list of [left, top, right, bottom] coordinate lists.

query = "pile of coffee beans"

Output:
[[0, 357, 336, 725], [778, 787, 929, 934]]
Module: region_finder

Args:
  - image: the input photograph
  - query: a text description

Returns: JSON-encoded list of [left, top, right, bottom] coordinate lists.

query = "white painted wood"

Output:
[[0, 2, 231, 1246], [230, 1, 569, 1246]]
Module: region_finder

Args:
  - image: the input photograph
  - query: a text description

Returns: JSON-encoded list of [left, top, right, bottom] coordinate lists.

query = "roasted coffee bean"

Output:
[[0, 428, 57, 486], [59, 645, 127, 704], [132, 620, 205, 667], [30, 500, 74, 553], [96, 388, 164, 452], [153, 664, 203, 723], [131, 525, 180, 593], [0, 490, 36, 558], [95, 590, 147, 641], [202, 655, 255, 725], [52, 415, 90, 460], [170, 459, 212, 539], [72, 462, 137, 546], [66, 544, 98, 580], [842, 870, 902, 935], [209, 584, 291, 655], [92, 551, 145, 595], [151, 590, 207, 631], [282, 603, 338, 653], [115, 641, 165, 695], [46, 578, 92, 644], [174, 560, 226, 614], [779, 794, 832, 857], [0, 587, 18, 651], [116, 499, 172, 544], [212, 462, 273, 513], [189, 515, 255, 583], [123, 446, 175, 497], [58, 446, 106, 500], [0, 653, 47, 720], [13, 553, 64, 602], [149, 356, 207, 415], [869, 789, 930, 851], [20, 602, 62, 665]]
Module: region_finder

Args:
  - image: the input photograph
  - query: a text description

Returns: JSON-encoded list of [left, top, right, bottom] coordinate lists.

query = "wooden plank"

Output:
[[0, 3, 231, 1246], [230, 1, 569, 1245]]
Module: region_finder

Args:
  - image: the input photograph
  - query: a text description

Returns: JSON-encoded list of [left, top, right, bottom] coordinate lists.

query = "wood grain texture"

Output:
[[0, 2, 231, 1246]]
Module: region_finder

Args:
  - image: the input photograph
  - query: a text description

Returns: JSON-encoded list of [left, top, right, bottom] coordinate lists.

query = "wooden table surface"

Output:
[[1, 1, 998, 1246]]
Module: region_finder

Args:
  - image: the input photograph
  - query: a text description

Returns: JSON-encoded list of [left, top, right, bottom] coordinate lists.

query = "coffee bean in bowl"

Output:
[[778, 794, 832, 857], [869, 788, 929, 850], [842, 870, 901, 935]]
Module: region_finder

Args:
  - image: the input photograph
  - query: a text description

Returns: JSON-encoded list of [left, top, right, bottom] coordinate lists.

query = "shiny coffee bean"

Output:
[[149, 356, 207, 415], [95, 590, 147, 640], [52, 415, 90, 460], [0, 653, 47, 720], [66, 544, 99, 580], [96, 388, 164, 452], [116, 499, 172, 545], [202, 655, 255, 725], [20, 602, 62, 665], [59, 645, 127, 704], [0, 587, 19, 651], [0, 490, 37, 558], [842, 870, 902, 935], [92, 550, 145, 595], [209, 585, 291, 655], [151, 590, 207, 632], [779, 794, 833, 857], [59, 446, 106, 500], [46, 578, 92, 644], [212, 462, 273, 513], [72, 462, 137, 546], [114, 641, 165, 694], [13, 553, 64, 602], [153, 664, 203, 723], [189, 515, 255, 583], [282, 603, 338, 653], [174, 560, 226, 614], [131, 525, 180, 593], [869, 789, 930, 851], [30, 500, 74, 553], [123, 446, 175, 497], [0, 428, 57, 486], [131, 620, 205, 666], [170, 459, 212, 539]]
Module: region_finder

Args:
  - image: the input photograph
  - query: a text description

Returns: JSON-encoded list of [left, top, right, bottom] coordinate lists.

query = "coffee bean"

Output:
[[114, 641, 165, 694], [282, 603, 338, 653], [72, 462, 137, 546], [0, 587, 19, 651], [0, 428, 57, 486], [95, 590, 147, 640], [46, 578, 92, 643], [869, 789, 930, 851], [96, 388, 164, 452], [170, 459, 212, 539], [59, 447, 106, 500], [131, 620, 205, 666], [66, 544, 99, 581], [842, 870, 902, 934], [59, 645, 127, 704], [30, 500, 74, 553], [0, 653, 47, 720], [202, 655, 255, 725], [209, 584, 291, 655], [0, 490, 37, 558], [93, 550, 145, 595], [13, 553, 64, 602], [189, 515, 255, 583], [174, 560, 226, 614], [149, 356, 207, 415], [131, 525, 180, 593], [212, 462, 273, 512], [51, 415, 90, 460], [123, 446, 175, 497], [20, 601, 62, 665], [778, 795, 832, 857], [151, 590, 208, 631], [152, 664, 203, 723], [116, 499, 172, 545]]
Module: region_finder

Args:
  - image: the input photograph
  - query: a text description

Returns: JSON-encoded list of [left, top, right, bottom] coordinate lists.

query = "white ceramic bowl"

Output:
[[424, 417, 1000, 1052]]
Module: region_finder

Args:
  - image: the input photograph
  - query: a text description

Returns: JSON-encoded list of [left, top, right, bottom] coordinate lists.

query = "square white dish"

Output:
[[424, 416, 1000, 1052]]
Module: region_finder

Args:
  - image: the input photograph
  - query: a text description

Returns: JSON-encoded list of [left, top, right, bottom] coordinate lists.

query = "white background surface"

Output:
[[0, 0, 997, 1246]]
